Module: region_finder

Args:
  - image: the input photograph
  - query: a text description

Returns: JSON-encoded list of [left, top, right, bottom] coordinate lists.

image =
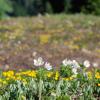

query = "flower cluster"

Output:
[[0, 58, 99, 100], [62, 59, 80, 75], [33, 57, 52, 70]]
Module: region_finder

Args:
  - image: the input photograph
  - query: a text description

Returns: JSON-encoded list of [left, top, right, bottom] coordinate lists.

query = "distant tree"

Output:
[[70, 0, 100, 15], [11, 0, 29, 16], [64, 0, 71, 13], [82, 0, 100, 15], [48, 0, 65, 13], [11, 0, 45, 16], [1, 0, 100, 17], [41, 0, 65, 13], [70, 0, 87, 13], [0, 0, 12, 19]]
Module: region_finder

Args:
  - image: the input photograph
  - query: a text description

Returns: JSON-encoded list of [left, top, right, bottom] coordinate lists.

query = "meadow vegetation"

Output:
[[0, 13, 100, 99]]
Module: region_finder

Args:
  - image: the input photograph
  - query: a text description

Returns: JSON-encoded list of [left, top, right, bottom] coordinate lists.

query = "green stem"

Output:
[[39, 78, 42, 100]]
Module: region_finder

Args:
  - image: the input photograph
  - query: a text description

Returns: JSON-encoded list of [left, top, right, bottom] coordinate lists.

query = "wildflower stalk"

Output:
[[39, 78, 43, 100]]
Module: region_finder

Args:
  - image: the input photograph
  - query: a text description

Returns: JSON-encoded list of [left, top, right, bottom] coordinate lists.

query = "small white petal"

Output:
[[72, 60, 80, 68], [83, 60, 90, 68], [72, 68, 78, 75], [62, 58, 72, 66], [92, 62, 98, 67], [33, 57, 44, 66], [44, 62, 52, 70], [62, 58, 68, 66], [62, 59, 80, 69]]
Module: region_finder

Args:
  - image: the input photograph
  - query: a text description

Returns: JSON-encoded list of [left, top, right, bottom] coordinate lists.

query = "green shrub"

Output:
[[0, 0, 12, 19], [82, 0, 100, 15]]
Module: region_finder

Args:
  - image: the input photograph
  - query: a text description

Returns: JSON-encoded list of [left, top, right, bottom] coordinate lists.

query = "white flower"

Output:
[[62, 58, 72, 66], [72, 60, 80, 69], [33, 57, 44, 66], [44, 62, 52, 70], [83, 60, 90, 68], [72, 68, 78, 75], [62, 58, 67, 66], [62, 59, 80, 69], [92, 62, 98, 67]]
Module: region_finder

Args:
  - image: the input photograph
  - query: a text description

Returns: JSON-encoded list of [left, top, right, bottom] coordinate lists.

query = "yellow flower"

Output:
[[16, 73, 21, 76], [16, 70, 36, 78], [3, 70, 14, 77], [98, 84, 100, 86], [6, 77, 10, 81], [87, 71, 92, 79], [15, 76, 22, 80], [47, 72, 53, 78], [62, 77, 69, 81], [69, 76, 74, 80], [95, 72, 100, 79], [5, 76, 16, 80], [2, 81, 7, 84], [54, 71, 59, 80], [2, 72, 7, 77], [27, 71, 36, 78], [21, 95, 26, 100], [40, 34, 51, 44]]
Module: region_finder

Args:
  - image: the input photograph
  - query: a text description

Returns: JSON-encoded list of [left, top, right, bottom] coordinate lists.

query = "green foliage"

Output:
[[82, 0, 100, 15], [46, 1, 53, 14], [0, 67, 100, 99], [60, 65, 73, 77], [56, 95, 70, 100], [0, 0, 12, 19], [1, 0, 100, 17], [64, 0, 71, 13], [11, 0, 44, 16]]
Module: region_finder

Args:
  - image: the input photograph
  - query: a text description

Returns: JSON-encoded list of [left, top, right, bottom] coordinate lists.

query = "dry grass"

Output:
[[0, 14, 100, 70]]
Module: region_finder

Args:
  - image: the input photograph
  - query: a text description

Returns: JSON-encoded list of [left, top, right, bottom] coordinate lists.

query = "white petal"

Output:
[[72, 68, 78, 74], [44, 62, 52, 70], [83, 60, 90, 68], [33, 57, 44, 66], [92, 62, 98, 67]]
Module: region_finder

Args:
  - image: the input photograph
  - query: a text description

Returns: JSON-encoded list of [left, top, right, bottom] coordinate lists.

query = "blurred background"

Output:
[[0, 0, 100, 70], [0, 0, 100, 19]]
